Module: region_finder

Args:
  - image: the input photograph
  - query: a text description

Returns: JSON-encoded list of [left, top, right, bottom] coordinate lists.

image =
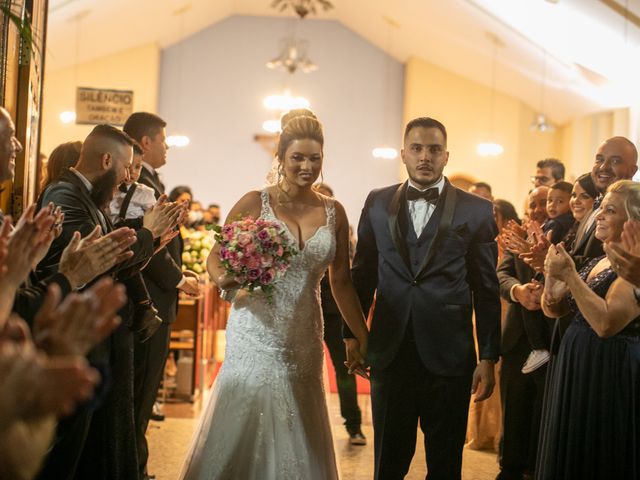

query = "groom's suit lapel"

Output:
[[387, 181, 412, 274]]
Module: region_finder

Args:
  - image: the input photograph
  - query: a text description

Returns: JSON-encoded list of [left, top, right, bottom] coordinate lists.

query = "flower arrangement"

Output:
[[213, 217, 297, 299]]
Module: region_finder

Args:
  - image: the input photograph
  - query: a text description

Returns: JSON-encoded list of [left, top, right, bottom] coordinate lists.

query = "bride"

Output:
[[180, 111, 369, 479]]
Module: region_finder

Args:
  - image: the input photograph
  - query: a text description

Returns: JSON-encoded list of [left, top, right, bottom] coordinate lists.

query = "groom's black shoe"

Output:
[[347, 428, 367, 446]]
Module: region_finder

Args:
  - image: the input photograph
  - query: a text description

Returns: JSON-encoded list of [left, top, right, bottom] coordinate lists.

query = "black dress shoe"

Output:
[[347, 428, 367, 445], [131, 304, 163, 342]]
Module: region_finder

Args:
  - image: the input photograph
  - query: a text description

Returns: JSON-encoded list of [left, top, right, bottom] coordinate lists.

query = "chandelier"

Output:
[[530, 113, 555, 132], [267, 37, 317, 74], [270, 0, 334, 19]]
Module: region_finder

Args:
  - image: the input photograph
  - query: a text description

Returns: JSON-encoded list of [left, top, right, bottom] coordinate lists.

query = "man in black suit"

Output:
[[123, 112, 198, 480], [496, 187, 552, 480], [34, 124, 176, 480], [350, 117, 501, 479]]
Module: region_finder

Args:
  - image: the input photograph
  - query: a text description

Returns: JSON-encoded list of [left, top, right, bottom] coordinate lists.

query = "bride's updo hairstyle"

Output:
[[276, 109, 324, 163]]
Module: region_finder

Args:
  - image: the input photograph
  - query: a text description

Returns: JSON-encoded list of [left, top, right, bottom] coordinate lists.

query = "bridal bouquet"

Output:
[[213, 217, 297, 299]]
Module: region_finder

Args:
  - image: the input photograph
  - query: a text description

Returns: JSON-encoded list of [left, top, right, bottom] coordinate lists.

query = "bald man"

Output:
[[572, 136, 639, 265], [497, 186, 553, 480], [0, 106, 23, 186]]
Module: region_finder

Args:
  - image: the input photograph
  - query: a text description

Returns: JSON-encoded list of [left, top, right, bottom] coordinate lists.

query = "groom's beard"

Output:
[[90, 169, 117, 210]]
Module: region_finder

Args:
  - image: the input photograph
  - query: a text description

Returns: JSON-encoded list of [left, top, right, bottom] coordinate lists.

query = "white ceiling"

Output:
[[45, 0, 640, 125]]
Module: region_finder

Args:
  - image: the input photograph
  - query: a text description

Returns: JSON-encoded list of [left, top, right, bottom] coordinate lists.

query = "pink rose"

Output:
[[260, 254, 273, 267], [245, 254, 261, 269], [237, 233, 252, 246], [228, 258, 241, 270], [247, 268, 261, 281], [277, 245, 284, 257], [260, 268, 276, 285], [244, 243, 256, 255]]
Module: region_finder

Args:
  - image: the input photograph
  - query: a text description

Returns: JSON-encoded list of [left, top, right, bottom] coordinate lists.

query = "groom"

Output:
[[349, 117, 501, 479]]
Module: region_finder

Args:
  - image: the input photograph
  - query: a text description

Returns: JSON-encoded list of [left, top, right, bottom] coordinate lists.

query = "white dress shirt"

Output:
[[108, 182, 157, 223], [407, 176, 445, 237]]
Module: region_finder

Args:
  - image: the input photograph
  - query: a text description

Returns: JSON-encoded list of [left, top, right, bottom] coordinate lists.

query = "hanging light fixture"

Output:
[[372, 15, 399, 160], [477, 32, 504, 157], [530, 49, 555, 132], [262, 90, 310, 111], [270, 0, 334, 19], [267, 37, 318, 74], [261, 0, 323, 133]]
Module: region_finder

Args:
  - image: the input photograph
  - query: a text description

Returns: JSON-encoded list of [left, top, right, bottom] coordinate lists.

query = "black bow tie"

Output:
[[407, 186, 439, 203]]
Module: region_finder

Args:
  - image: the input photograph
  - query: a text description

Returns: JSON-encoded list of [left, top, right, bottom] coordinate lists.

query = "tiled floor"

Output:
[[148, 393, 500, 479]]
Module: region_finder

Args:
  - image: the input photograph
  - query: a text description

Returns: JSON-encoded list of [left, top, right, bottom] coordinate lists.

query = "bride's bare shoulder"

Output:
[[226, 190, 263, 221]]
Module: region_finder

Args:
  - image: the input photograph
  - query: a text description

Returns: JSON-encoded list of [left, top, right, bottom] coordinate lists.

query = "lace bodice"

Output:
[[227, 189, 336, 356]]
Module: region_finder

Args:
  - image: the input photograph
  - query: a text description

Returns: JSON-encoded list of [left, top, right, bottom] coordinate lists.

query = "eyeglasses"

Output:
[[530, 175, 552, 184]]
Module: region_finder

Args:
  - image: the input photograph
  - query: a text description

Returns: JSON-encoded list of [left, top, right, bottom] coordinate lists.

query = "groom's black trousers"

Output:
[[370, 328, 472, 480]]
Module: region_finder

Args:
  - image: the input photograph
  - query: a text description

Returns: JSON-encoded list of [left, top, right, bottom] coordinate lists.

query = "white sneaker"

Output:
[[521, 349, 550, 374]]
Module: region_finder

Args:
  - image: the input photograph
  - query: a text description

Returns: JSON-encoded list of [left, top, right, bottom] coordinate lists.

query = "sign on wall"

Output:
[[75, 87, 134, 126]]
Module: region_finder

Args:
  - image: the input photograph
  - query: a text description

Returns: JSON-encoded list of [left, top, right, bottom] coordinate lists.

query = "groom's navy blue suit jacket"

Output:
[[349, 179, 501, 376]]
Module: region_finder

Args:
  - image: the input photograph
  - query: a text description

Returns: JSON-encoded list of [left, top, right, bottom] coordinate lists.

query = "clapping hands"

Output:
[[143, 195, 188, 239], [58, 226, 137, 289], [544, 243, 575, 281], [498, 220, 551, 273], [33, 278, 125, 357], [519, 222, 551, 273], [604, 220, 640, 288], [1, 204, 59, 288], [498, 220, 530, 255], [0, 314, 100, 422]]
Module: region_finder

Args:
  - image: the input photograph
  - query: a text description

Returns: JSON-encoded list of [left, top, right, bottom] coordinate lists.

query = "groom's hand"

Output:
[[344, 338, 369, 380], [471, 359, 495, 402]]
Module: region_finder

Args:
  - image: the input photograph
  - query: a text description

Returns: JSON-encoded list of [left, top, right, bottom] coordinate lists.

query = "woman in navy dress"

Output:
[[538, 180, 640, 479]]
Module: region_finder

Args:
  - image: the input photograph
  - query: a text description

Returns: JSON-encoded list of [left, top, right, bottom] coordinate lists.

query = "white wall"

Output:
[[158, 15, 404, 227]]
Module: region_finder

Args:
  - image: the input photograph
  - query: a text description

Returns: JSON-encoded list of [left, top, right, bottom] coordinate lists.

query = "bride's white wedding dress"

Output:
[[180, 190, 339, 480]]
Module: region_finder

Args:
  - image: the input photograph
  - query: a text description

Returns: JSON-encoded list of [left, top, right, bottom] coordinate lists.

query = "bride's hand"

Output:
[[216, 273, 241, 291], [344, 338, 369, 380]]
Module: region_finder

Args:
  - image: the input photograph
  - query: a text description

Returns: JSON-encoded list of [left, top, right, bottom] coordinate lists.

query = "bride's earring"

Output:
[[277, 163, 284, 187]]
